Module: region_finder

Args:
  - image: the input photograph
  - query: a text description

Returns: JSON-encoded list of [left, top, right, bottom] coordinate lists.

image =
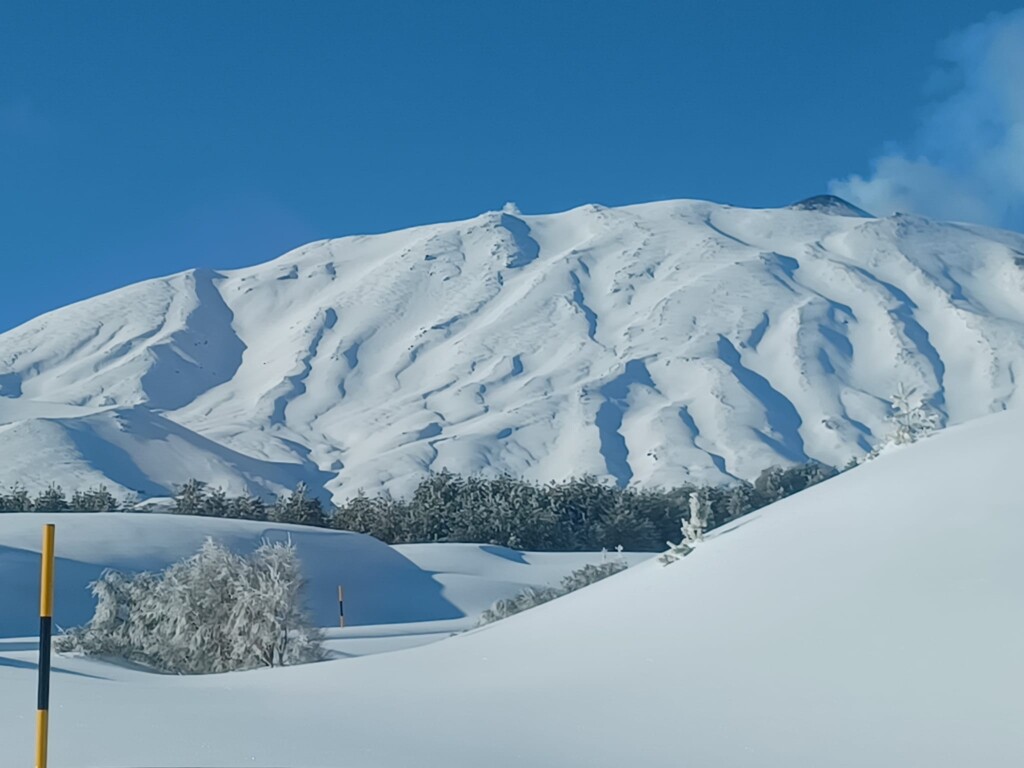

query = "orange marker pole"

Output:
[[36, 524, 55, 768]]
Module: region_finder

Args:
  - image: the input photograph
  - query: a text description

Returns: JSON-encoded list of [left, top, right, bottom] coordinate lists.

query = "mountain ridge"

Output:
[[2, 196, 1024, 501]]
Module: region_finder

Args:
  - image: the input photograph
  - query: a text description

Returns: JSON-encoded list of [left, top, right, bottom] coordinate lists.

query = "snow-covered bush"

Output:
[[556, 560, 627, 592], [478, 559, 628, 625], [55, 538, 323, 673], [478, 586, 562, 624]]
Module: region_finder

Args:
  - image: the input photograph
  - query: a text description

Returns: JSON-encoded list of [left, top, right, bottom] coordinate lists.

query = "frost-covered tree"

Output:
[[592, 495, 661, 551], [0, 484, 33, 512], [270, 483, 325, 526], [331, 491, 410, 541], [226, 493, 267, 521], [174, 479, 207, 516], [202, 486, 230, 518], [888, 383, 941, 445], [659, 525, 692, 565], [724, 482, 759, 524], [405, 470, 462, 542], [860, 385, 942, 461], [33, 484, 69, 513], [55, 538, 323, 673], [683, 489, 710, 543], [70, 485, 121, 512], [660, 491, 709, 565], [753, 462, 837, 503], [754, 467, 787, 504]]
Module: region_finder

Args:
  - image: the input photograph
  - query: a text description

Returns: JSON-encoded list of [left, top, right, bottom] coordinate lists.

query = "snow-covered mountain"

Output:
[[2, 195, 1024, 501]]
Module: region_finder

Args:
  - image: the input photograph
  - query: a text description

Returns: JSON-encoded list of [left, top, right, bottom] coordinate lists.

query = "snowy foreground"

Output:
[[2, 410, 1022, 766], [2, 196, 1024, 500]]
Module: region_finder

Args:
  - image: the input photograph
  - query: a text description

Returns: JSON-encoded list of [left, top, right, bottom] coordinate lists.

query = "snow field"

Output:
[[1, 408, 1021, 766]]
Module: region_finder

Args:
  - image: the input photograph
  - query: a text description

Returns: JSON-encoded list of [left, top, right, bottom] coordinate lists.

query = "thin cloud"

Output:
[[830, 10, 1024, 231]]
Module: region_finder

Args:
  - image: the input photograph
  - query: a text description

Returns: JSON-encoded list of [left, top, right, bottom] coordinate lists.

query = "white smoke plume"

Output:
[[830, 10, 1024, 231]]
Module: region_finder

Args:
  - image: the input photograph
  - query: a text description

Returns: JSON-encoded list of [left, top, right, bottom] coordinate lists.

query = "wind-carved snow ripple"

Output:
[[270, 307, 338, 426], [569, 271, 599, 342], [139, 270, 247, 412], [677, 405, 733, 478], [595, 360, 656, 487], [745, 312, 771, 350], [850, 266, 948, 414], [338, 338, 362, 399], [500, 213, 541, 269], [716, 336, 807, 462]]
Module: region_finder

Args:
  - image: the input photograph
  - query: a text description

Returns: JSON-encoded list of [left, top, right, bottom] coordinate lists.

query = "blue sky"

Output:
[[2, 1, 1021, 332]]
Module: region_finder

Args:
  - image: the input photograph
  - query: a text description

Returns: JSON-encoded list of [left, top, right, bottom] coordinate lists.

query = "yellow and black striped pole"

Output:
[[36, 524, 55, 768]]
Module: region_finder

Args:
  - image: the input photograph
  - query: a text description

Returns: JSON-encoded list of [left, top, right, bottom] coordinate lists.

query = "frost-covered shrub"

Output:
[[55, 538, 323, 673], [478, 586, 562, 624], [556, 561, 628, 592], [478, 559, 628, 625]]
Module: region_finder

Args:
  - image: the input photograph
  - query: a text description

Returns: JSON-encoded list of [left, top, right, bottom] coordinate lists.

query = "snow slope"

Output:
[[0, 514, 640, 638], [1, 398, 1021, 766], [2, 196, 1024, 500]]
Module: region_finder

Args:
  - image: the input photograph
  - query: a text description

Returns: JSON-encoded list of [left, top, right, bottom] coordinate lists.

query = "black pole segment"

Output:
[[37, 616, 52, 711]]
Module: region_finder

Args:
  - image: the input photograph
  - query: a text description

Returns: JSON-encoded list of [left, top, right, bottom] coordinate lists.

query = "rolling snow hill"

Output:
[[0, 513, 644, 638], [2, 196, 1024, 500], [1, 398, 1021, 767]]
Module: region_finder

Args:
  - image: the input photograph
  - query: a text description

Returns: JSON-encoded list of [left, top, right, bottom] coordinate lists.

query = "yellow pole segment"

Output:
[[36, 524, 55, 768], [40, 524, 55, 617], [35, 710, 49, 768]]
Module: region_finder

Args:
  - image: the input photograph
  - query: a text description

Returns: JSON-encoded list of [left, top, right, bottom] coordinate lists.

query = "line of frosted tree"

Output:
[[0, 463, 837, 551], [0, 484, 123, 513]]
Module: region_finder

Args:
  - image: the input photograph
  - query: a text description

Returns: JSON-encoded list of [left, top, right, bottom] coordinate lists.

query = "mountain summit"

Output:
[[1, 198, 1023, 501], [788, 194, 873, 218]]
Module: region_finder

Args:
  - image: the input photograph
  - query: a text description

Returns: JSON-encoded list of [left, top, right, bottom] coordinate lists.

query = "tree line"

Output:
[[0, 463, 838, 551], [0, 484, 123, 512]]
